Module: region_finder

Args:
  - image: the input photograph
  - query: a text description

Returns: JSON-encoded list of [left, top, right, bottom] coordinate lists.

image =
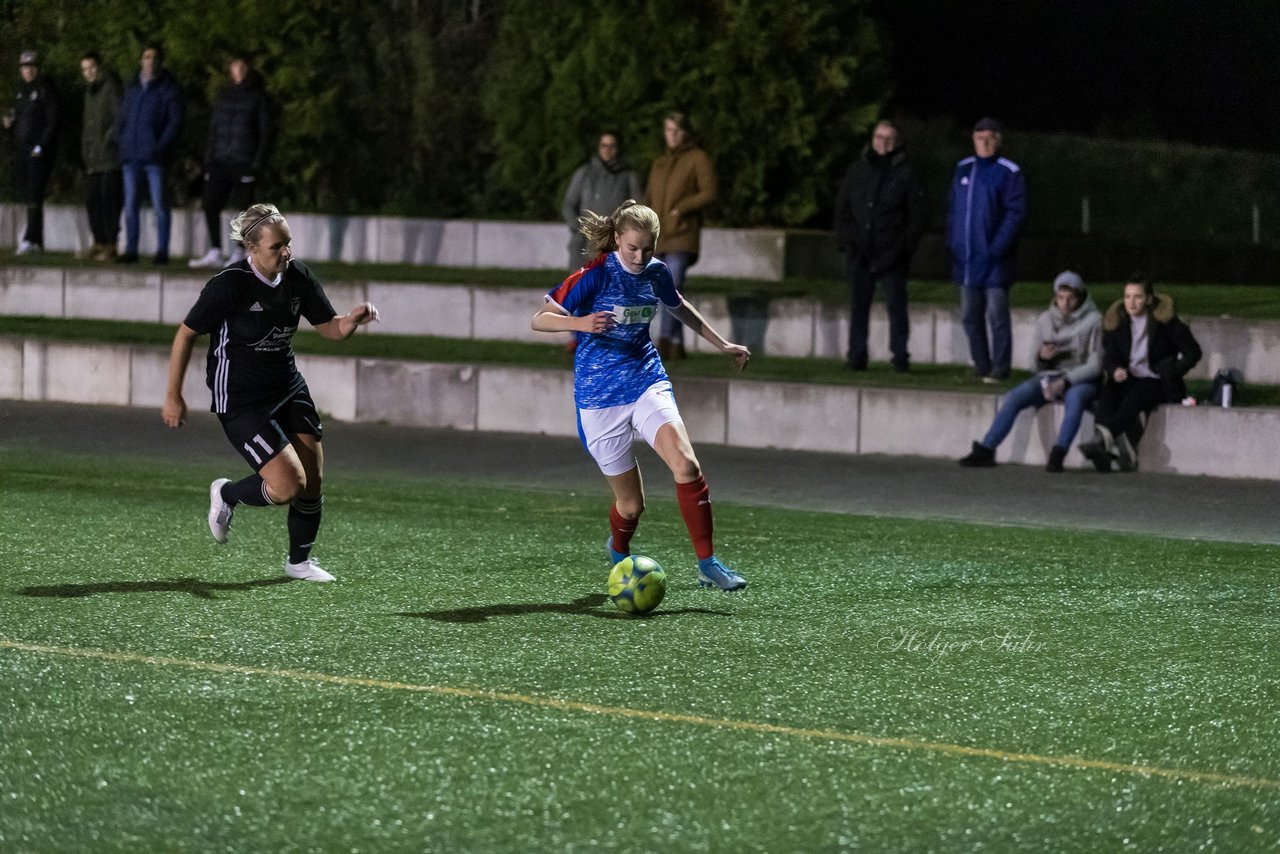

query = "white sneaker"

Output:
[[188, 248, 225, 269], [208, 478, 233, 543], [16, 240, 41, 256], [284, 556, 335, 583], [227, 246, 247, 265]]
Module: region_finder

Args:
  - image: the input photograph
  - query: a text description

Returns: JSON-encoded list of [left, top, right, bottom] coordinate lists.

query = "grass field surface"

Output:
[[1, 445, 1276, 851]]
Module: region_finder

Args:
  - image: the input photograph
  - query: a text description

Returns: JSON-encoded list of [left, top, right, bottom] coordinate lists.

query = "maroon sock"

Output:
[[675, 475, 714, 560], [610, 504, 640, 554]]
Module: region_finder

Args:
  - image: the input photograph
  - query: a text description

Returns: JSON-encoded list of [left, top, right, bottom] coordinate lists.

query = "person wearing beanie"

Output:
[[3, 50, 58, 255], [833, 119, 927, 373], [946, 117, 1027, 382], [959, 270, 1102, 472]]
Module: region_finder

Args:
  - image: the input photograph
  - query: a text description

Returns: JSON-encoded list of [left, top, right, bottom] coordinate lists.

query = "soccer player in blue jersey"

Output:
[[532, 200, 750, 590], [161, 203, 381, 582]]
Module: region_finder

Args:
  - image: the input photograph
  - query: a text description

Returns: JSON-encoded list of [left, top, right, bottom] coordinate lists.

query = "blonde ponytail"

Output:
[[577, 199, 661, 259]]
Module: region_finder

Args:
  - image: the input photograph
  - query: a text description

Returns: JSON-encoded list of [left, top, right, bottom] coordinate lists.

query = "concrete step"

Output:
[[2, 264, 1275, 384], [3, 336, 1275, 480]]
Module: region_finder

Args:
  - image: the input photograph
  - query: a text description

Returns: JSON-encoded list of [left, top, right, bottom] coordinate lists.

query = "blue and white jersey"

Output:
[[546, 252, 682, 409]]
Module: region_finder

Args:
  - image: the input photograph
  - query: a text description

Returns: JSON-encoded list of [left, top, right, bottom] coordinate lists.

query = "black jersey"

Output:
[[184, 259, 337, 413]]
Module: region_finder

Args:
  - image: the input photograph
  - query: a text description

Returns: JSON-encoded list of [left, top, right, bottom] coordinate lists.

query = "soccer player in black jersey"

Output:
[[162, 203, 380, 581]]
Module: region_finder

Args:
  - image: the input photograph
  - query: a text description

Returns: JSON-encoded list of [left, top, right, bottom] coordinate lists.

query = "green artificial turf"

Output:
[[1, 449, 1277, 851]]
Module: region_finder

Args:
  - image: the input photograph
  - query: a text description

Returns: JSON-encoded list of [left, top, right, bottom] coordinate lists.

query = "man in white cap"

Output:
[[3, 50, 58, 255], [959, 270, 1102, 472]]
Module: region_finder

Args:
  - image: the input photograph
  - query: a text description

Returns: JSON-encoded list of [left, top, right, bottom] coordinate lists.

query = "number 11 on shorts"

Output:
[[243, 433, 274, 464]]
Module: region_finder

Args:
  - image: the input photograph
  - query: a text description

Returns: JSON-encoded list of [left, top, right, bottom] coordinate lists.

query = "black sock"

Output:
[[222, 474, 275, 507], [287, 495, 324, 564]]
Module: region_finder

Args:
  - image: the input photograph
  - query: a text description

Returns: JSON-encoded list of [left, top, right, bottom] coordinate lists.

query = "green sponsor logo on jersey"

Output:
[[612, 304, 656, 325]]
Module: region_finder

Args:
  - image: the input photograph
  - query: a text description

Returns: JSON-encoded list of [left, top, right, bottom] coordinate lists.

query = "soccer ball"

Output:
[[607, 555, 667, 616]]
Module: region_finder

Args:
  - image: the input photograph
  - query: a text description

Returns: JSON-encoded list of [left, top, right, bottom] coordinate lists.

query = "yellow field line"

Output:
[[3, 638, 1276, 791]]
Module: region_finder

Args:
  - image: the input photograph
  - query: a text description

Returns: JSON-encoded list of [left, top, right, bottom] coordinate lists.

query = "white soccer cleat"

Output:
[[284, 557, 335, 583], [208, 478, 233, 543], [188, 248, 225, 269]]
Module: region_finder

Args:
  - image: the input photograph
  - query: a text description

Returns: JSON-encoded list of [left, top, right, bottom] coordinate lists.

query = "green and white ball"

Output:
[[607, 555, 667, 616]]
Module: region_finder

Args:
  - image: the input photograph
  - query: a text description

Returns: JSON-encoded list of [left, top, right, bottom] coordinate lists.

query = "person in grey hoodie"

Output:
[[561, 131, 642, 269], [959, 270, 1102, 472]]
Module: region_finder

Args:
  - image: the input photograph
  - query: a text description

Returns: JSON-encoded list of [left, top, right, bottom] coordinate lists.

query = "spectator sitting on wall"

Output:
[[1078, 274, 1202, 473], [959, 270, 1102, 472]]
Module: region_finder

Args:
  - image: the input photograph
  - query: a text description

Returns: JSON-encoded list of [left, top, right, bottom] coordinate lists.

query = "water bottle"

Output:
[[1221, 382, 1233, 408]]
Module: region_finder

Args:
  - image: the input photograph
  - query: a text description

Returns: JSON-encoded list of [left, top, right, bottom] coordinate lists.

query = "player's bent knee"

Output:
[[671, 457, 701, 482], [617, 500, 645, 520], [265, 476, 304, 505]]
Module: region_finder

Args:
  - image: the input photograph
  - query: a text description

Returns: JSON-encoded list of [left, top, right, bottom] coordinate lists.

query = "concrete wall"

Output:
[[1, 335, 1273, 480], [9, 203, 1280, 283], [7, 265, 1278, 384], [0, 204, 787, 282]]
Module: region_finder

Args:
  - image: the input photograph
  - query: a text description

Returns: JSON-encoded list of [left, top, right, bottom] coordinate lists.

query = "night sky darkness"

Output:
[[871, 1, 1277, 151]]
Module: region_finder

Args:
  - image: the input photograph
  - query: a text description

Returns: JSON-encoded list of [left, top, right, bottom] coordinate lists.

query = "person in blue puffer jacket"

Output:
[[946, 117, 1026, 381], [116, 43, 183, 265]]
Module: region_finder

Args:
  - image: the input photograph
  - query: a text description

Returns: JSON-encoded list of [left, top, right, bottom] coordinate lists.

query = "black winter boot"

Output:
[[958, 441, 996, 467], [1045, 445, 1067, 473], [1078, 427, 1115, 473]]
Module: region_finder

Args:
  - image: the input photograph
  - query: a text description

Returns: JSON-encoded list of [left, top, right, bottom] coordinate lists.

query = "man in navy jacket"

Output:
[[946, 117, 1026, 381], [117, 44, 183, 264]]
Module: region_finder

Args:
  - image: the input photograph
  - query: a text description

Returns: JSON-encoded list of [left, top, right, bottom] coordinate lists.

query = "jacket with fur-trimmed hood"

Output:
[[1032, 293, 1102, 386], [1101, 292, 1202, 402]]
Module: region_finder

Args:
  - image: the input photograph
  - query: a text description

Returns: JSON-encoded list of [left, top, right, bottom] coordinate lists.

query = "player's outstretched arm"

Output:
[[531, 305, 616, 334], [162, 324, 200, 428], [670, 300, 750, 371], [315, 301, 381, 341]]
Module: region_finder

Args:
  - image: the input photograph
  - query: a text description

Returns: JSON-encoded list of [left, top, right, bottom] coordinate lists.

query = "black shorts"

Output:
[[218, 386, 324, 471]]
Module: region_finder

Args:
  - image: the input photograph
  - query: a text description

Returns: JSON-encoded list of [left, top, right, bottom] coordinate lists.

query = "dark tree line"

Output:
[[0, 0, 885, 226]]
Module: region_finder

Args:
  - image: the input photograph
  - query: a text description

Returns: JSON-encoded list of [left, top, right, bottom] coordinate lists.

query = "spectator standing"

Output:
[[959, 271, 1102, 472], [4, 50, 57, 256], [833, 119, 926, 372], [190, 55, 272, 269], [645, 112, 717, 360], [1078, 276, 1201, 473], [117, 44, 183, 265], [78, 52, 122, 261], [946, 117, 1026, 381], [561, 131, 642, 270]]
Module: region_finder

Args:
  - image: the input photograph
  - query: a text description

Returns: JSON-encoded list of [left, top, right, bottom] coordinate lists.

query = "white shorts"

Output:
[[578, 381, 684, 476]]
